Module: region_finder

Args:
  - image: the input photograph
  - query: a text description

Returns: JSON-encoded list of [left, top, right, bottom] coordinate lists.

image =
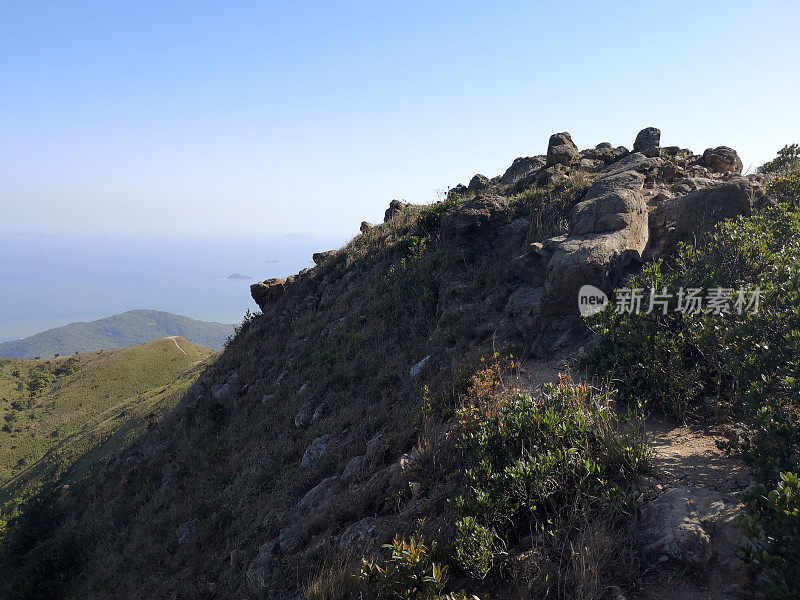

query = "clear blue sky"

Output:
[[3, 1, 799, 239]]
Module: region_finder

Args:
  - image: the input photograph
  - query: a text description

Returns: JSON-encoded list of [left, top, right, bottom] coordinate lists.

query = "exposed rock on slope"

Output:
[[250, 127, 763, 352]]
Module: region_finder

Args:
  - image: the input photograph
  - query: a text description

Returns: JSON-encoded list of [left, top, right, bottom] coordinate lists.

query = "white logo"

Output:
[[578, 285, 609, 316]]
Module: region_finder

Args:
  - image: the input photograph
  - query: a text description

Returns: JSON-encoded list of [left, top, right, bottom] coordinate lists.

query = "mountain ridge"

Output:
[[0, 309, 235, 358]]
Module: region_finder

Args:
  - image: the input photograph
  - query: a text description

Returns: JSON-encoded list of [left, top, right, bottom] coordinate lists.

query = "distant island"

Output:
[[0, 310, 235, 358], [225, 273, 252, 280]]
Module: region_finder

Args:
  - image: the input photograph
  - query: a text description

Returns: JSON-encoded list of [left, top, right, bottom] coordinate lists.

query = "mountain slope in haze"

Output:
[[0, 337, 215, 518], [0, 310, 235, 358]]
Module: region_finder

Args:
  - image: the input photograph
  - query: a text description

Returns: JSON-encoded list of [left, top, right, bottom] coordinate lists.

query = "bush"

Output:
[[588, 201, 800, 431], [759, 144, 800, 176], [450, 377, 646, 579], [452, 517, 493, 579], [737, 472, 800, 599], [360, 535, 478, 600]]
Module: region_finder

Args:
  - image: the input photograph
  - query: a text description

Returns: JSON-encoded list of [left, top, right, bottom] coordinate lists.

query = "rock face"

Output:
[[541, 162, 649, 316], [250, 278, 286, 311], [384, 199, 407, 221], [647, 178, 754, 258]]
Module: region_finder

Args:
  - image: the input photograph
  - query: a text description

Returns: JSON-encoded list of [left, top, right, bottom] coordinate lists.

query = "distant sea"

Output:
[[0, 233, 347, 341]]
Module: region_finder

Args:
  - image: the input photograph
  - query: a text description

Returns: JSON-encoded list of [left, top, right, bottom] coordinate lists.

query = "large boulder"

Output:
[[540, 169, 648, 316], [633, 126, 661, 157], [467, 174, 491, 193], [702, 146, 743, 174], [647, 177, 754, 258], [500, 155, 547, 191], [440, 194, 513, 261], [546, 132, 580, 167], [569, 171, 647, 235], [296, 475, 340, 516], [312, 250, 336, 265], [250, 278, 286, 311]]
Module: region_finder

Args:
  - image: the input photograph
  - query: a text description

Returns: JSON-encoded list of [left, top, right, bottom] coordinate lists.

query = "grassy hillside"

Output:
[[0, 337, 215, 519], [0, 309, 234, 359]]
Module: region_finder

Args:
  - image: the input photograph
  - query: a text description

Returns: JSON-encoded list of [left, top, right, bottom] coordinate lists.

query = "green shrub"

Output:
[[452, 517, 493, 579], [768, 169, 800, 206], [359, 536, 448, 600], [759, 144, 800, 175], [588, 202, 800, 474], [416, 195, 467, 234], [450, 378, 646, 577], [737, 472, 800, 599]]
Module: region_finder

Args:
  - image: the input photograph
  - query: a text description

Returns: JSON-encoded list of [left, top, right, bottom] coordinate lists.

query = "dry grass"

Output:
[[304, 550, 363, 600]]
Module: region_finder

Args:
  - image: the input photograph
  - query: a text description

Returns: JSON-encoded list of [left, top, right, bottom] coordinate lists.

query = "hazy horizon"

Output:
[[0, 232, 346, 341]]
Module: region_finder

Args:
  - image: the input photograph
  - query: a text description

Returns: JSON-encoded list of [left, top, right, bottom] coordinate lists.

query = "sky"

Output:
[[2, 1, 799, 241]]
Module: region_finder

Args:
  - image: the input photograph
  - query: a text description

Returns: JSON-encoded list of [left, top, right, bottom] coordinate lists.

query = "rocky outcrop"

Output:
[[540, 159, 649, 317], [433, 127, 766, 346], [250, 278, 286, 311], [384, 199, 407, 221], [647, 177, 754, 258]]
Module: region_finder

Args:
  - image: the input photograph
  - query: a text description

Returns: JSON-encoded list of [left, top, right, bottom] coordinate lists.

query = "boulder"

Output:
[[569, 171, 647, 235], [311, 403, 326, 425], [468, 174, 491, 193], [301, 435, 330, 469], [312, 250, 336, 265], [360, 221, 373, 233], [540, 169, 648, 316], [633, 127, 661, 155], [505, 284, 544, 341], [447, 183, 468, 200], [409, 355, 430, 378], [211, 382, 231, 401], [342, 455, 366, 482], [508, 248, 547, 286], [546, 132, 580, 167], [250, 278, 286, 311], [500, 156, 547, 190], [702, 146, 743, 174], [440, 194, 513, 260], [296, 475, 340, 515], [637, 486, 741, 567], [647, 177, 754, 258], [338, 517, 379, 551], [294, 401, 315, 429], [384, 199, 407, 222]]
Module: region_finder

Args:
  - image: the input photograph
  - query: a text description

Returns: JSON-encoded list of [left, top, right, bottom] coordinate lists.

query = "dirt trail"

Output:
[[166, 336, 188, 355], [516, 358, 759, 599], [639, 416, 758, 600]]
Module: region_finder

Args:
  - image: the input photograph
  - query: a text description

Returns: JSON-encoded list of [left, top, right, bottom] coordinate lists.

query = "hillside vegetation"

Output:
[[0, 309, 234, 359], [0, 337, 215, 521], [1, 132, 797, 600]]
